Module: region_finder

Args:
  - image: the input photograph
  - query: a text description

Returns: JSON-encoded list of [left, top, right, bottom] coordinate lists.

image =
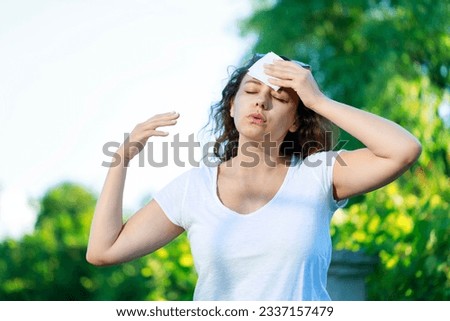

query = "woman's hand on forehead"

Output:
[[263, 60, 326, 110]]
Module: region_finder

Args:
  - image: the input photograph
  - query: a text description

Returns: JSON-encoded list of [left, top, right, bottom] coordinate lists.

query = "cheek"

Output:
[[230, 95, 246, 118], [281, 103, 298, 118], [278, 106, 299, 131]]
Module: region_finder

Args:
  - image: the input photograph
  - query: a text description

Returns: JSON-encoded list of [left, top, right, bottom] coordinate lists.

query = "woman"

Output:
[[86, 53, 421, 300]]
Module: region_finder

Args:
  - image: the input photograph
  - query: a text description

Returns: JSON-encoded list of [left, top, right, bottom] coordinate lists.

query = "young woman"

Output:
[[86, 53, 421, 300]]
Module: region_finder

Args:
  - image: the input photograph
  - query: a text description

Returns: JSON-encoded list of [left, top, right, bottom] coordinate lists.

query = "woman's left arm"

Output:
[[266, 60, 422, 200], [308, 98, 421, 200]]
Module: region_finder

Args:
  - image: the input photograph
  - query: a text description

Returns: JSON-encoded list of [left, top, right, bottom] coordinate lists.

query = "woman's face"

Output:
[[230, 74, 300, 144]]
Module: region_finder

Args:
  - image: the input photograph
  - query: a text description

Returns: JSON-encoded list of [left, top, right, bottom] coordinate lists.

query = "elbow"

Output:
[[400, 138, 422, 167], [85, 251, 102, 266], [408, 139, 422, 164], [86, 249, 111, 267]]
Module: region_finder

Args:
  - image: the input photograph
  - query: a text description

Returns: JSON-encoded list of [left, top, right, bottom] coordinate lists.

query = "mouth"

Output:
[[248, 113, 266, 125]]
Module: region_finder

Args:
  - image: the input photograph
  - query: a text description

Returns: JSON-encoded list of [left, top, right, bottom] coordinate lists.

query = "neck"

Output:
[[231, 136, 290, 170]]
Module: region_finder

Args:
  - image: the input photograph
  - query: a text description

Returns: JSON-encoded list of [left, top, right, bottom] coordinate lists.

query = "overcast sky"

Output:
[[0, 0, 254, 239]]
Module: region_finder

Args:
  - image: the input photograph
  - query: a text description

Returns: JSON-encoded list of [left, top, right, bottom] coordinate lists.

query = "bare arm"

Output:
[[309, 98, 421, 200], [266, 61, 422, 200], [86, 112, 184, 266]]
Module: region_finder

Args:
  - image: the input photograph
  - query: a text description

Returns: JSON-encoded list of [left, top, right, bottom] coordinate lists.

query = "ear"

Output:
[[288, 116, 299, 132]]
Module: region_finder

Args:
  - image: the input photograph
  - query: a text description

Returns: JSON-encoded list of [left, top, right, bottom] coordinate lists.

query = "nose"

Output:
[[255, 88, 271, 110], [255, 100, 267, 110]]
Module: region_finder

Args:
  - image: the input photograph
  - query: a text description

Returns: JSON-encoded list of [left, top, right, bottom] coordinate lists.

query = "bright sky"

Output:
[[0, 0, 254, 239]]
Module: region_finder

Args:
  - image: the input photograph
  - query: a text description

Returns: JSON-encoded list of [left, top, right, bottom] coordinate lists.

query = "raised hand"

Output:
[[264, 60, 326, 111], [120, 111, 179, 164]]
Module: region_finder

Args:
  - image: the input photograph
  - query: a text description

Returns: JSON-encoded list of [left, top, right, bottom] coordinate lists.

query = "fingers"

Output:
[[139, 111, 180, 134], [264, 60, 316, 94], [264, 61, 309, 80], [121, 111, 180, 161], [267, 77, 294, 89], [273, 59, 310, 70], [146, 111, 180, 122], [130, 111, 179, 142], [149, 130, 170, 137], [145, 111, 180, 127]]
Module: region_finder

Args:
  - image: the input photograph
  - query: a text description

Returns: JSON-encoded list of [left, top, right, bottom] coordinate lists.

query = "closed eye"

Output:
[[244, 87, 259, 94], [273, 95, 289, 103]]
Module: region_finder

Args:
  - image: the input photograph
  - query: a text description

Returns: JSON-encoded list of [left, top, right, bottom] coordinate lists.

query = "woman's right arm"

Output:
[[86, 111, 184, 266]]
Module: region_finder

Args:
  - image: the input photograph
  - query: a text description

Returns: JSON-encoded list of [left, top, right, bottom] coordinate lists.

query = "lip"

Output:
[[248, 113, 266, 125]]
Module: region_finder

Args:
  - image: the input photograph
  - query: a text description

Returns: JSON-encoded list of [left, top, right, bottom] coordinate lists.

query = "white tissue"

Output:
[[247, 52, 283, 91]]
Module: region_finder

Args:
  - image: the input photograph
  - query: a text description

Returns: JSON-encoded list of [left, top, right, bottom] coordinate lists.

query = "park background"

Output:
[[0, 0, 448, 300]]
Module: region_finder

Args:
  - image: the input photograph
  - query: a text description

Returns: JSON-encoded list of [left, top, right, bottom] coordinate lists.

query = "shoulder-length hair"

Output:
[[205, 53, 337, 162]]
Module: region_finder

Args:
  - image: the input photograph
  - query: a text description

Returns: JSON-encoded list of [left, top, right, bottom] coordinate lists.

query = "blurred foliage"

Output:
[[241, 0, 449, 300], [0, 182, 197, 300]]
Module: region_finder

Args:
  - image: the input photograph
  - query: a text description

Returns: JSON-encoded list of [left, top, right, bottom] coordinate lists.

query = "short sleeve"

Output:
[[153, 169, 192, 229], [304, 150, 348, 210]]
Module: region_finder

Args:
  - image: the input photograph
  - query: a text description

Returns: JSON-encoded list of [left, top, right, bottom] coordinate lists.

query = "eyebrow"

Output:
[[243, 79, 263, 86]]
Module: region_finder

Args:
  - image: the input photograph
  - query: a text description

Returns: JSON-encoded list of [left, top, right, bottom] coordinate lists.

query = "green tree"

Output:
[[0, 182, 196, 300], [240, 0, 449, 300]]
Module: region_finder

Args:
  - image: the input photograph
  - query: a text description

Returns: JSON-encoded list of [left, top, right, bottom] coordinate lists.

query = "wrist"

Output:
[[115, 146, 131, 167], [306, 94, 329, 113]]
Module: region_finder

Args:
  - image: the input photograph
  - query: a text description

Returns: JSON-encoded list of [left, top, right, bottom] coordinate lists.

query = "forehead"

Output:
[[241, 74, 264, 86]]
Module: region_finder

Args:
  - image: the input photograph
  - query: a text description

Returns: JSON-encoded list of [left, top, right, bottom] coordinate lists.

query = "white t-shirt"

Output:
[[154, 151, 347, 301]]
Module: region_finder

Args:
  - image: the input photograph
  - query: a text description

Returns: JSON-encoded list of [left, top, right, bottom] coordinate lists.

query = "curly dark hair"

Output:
[[205, 53, 337, 162]]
